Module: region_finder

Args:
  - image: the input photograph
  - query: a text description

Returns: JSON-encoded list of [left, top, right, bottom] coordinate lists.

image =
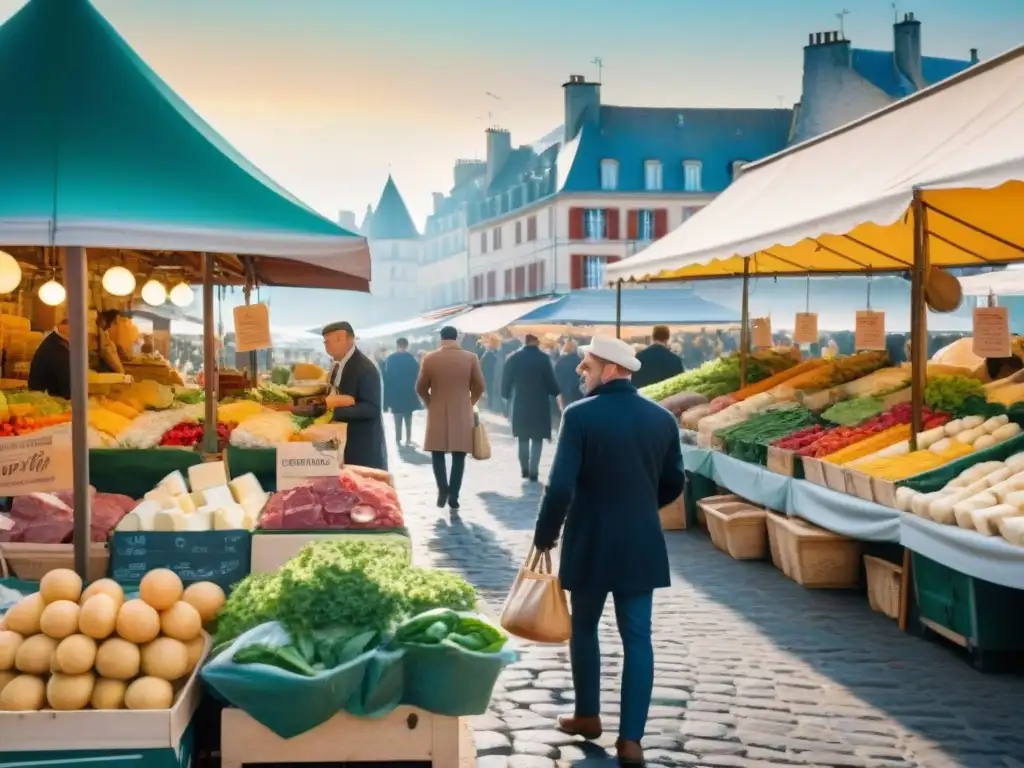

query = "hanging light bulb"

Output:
[[169, 282, 194, 307], [102, 266, 137, 297], [141, 279, 167, 306], [38, 279, 66, 306], [0, 251, 23, 294]]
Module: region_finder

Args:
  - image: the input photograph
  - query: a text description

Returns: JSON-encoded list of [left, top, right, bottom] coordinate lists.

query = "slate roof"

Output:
[[559, 106, 793, 194], [851, 49, 973, 99], [368, 175, 419, 240]]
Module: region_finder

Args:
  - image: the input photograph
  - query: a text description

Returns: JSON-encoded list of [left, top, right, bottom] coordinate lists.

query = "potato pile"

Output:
[[0, 569, 225, 712]]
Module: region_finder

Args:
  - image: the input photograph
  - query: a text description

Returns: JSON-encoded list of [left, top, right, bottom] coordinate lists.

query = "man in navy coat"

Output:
[[533, 336, 684, 766]]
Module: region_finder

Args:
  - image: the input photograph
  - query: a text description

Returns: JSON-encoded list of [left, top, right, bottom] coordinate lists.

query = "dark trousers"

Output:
[[518, 437, 542, 477], [393, 412, 412, 443], [570, 590, 654, 742], [431, 451, 466, 501]]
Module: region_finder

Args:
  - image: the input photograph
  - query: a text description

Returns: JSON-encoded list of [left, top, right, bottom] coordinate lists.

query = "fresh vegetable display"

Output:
[[822, 396, 886, 427], [924, 375, 985, 415], [0, 569, 222, 711], [772, 351, 889, 394], [640, 350, 799, 402], [158, 421, 233, 449], [772, 424, 830, 451], [714, 404, 815, 463], [233, 627, 382, 676], [794, 403, 941, 458], [389, 608, 508, 653]]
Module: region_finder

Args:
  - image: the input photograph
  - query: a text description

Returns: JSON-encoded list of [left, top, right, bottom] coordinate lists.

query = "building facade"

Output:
[[367, 11, 976, 314], [362, 175, 420, 310]]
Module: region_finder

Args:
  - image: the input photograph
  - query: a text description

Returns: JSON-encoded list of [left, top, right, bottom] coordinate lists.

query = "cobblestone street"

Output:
[[388, 412, 1023, 768]]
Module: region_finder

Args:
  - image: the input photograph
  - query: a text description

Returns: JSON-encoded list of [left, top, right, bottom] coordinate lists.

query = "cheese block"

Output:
[[153, 509, 211, 532], [894, 487, 919, 512], [999, 516, 1024, 546], [203, 485, 236, 509], [159, 470, 189, 496], [239, 493, 268, 521], [949, 461, 1004, 488], [229, 473, 264, 503], [970, 505, 1022, 536], [953, 492, 997, 529], [188, 491, 207, 509], [175, 494, 197, 514], [213, 505, 247, 531], [143, 487, 177, 509], [117, 500, 162, 532], [911, 492, 943, 518], [926, 489, 972, 524], [188, 461, 228, 492]]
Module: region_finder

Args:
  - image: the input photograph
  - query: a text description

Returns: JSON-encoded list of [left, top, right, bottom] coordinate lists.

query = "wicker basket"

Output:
[[764, 511, 792, 576], [659, 497, 686, 530], [703, 503, 768, 560], [775, 517, 860, 588], [696, 494, 740, 532], [864, 555, 902, 619]]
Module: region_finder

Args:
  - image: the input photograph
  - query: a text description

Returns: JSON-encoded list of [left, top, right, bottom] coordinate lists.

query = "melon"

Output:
[[4, 593, 44, 636], [0, 674, 46, 711], [47, 672, 95, 711], [95, 638, 141, 680], [0, 630, 23, 671], [181, 582, 225, 623], [140, 637, 188, 681], [160, 601, 202, 642], [139, 569, 183, 611], [91, 677, 127, 709], [39, 600, 81, 639], [79, 593, 118, 639], [55, 634, 98, 676], [14, 634, 57, 675], [39, 569, 83, 604], [124, 676, 174, 710], [80, 578, 125, 609], [116, 600, 161, 644]]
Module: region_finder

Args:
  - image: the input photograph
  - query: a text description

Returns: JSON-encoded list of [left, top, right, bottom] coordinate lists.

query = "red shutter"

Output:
[[504, 269, 513, 296], [514, 267, 526, 296], [527, 263, 538, 294], [568, 208, 585, 240], [570, 254, 585, 290], [527, 216, 537, 241], [606, 256, 621, 264], [627, 210, 639, 240], [653, 208, 668, 239], [486, 271, 496, 299], [606, 208, 620, 240]]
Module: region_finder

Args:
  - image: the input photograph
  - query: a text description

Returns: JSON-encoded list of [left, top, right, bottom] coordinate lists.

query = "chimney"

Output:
[[484, 127, 512, 188], [970, 48, 979, 64], [336, 210, 357, 232], [432, 192, 444, 214], [562, 74, 601, 143], [894, 12, 924, 89]]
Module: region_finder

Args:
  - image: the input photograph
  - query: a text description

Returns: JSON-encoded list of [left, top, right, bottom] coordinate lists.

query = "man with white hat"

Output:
[[532, 335, 684, 767]]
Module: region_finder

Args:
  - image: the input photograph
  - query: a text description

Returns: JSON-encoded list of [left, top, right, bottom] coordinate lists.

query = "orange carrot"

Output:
[[732, 359, 828, 401]]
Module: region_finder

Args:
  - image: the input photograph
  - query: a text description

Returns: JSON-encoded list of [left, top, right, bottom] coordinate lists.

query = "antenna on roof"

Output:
[[891, 1, 898, 23], [776, 95, 785, 108], [836, 9, 850, 39], [591, 56, 604, 84], [484, 92, 501, 127]]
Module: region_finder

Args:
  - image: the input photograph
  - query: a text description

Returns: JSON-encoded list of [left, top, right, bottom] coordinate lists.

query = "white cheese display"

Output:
[[895, 450, 1024, 546], [115, 463, 267, 533]]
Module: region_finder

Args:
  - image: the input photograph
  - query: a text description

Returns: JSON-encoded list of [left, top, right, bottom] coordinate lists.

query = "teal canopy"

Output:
[[0, 0, 370, 291]]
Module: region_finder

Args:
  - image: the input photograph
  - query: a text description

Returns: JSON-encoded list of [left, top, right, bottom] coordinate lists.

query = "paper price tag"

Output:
[[973, 306, 1011, 359], [751, 317, 772, 348], [276, 441, 341, 490], [855, 311, 886, 351], [793, 312, 819, 345], [234, 303, 272, 353]]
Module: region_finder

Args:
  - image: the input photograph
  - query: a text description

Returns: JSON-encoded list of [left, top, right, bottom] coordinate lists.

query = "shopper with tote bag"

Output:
[[503, 336, 684, 767]]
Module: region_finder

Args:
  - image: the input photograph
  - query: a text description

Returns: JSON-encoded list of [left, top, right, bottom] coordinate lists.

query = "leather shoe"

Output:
[[556, 714, 602, 740], [615, 739, 644, 766], [436, 490, 448, 508]]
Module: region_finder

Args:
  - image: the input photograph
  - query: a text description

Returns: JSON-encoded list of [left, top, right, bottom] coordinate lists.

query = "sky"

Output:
[[1, 0, 1020, 329]]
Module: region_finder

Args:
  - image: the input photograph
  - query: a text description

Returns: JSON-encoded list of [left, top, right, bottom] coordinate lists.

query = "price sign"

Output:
[[276, 441, 341, 490], [0, 430, 73, 495], [973, 306, 1011, 359], [751, 317, 772, 348], [793, 312, 819, 345], [855, 311, 886, 351], [234, 303, 272, 353]]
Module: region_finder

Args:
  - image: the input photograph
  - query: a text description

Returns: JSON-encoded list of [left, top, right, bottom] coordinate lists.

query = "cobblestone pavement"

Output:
[[388, 412, 1023, 768]]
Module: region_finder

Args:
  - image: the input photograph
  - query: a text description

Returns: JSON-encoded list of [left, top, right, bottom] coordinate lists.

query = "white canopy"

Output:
[[449, 298, 558, 335], [607, 44, 1024, 283], [958, 266, 1024, 297]]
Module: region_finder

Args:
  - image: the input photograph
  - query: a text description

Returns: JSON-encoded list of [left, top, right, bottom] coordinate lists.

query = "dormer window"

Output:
[[644, 160, 663, 191], [683, 160, 702, 192], [600, 159, 618, 190], [731, 160, 747, 181]]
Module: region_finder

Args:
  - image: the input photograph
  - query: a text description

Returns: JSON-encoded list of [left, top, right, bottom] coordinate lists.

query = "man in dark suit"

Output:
[[322, 321, 387, 470], [533, 336, 684, 767], [383, 337, 421, 446], [502, 334, 559, 482], [632, 325, 684, 390]]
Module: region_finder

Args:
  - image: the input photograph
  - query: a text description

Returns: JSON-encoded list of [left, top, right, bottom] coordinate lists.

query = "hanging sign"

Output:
[[751, 317, 772, 348], [233, 303, 272, 353], [855, 311, 886, 351], [276, 441, 341, 491], [0, 430, 73, 495], [793, 312, 819, 345], [973, 307, 1011, 359]]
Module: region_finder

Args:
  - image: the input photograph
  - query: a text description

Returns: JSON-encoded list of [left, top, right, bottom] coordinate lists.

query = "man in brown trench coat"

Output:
[[416, 326, 486, 511]]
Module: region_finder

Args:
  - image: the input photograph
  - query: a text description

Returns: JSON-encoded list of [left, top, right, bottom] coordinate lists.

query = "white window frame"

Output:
[[644, 160, 663, 191], [584, 208, 606, 240], [600, 159, 619, 191], [683, 160, 703, 192], [583, 256, 607, 289], [638, 209, 655, 241]]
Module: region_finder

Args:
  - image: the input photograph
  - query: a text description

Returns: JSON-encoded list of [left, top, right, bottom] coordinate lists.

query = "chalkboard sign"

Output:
[[109, 531, 252, 592]]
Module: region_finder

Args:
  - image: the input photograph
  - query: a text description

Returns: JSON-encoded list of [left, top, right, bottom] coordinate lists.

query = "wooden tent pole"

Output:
[[909, 190, 929, 450], [202, 254, 218, 454], [615, 279, 623, 339], [739, 258, 751, 388], [66, 247, 92, 579]]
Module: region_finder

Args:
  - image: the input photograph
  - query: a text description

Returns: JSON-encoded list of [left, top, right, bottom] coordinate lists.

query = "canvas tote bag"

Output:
[[499, 548, 571, 643], [471, 410, 492, 460]]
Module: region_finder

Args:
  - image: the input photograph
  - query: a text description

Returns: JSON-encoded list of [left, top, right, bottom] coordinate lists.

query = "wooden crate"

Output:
[[764, 511, 792, 577], [659, 496, 686, 530], [845, 468, 876, 502], [703, 503, 768, 560], [801, 457, 828, 487], [220, 706, 474, 768], [872, 477, 899, 509], [822, 461, 849, 493], [864, 555, 902, 619], [766, 446, 798, 477], [696, 494, 740, 532], [0, 542, 109, 582], [775, 517, 861, 589]]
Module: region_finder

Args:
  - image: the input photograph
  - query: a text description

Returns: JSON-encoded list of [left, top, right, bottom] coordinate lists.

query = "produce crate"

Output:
[[658, 496, 686, 530], [822, 460, 849, 493], [696, 494, 740, 532], [864, 554, 902, 619], [764, 511, 792, 577], [774, 517, 861, 588], [872, 476, 900, 509], [219, 706, 473, 768], [0, 542, 109, 582], [845, 468, 876, 503], [249, 529, 411, 573], [801, 456, 828, 488], [766, 445, 801, 477], [703, 502, 768, 560]]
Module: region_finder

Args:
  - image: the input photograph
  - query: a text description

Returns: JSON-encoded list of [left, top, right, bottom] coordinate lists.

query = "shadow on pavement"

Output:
[[396, 444, 433, 466], [478, 488, 542, 532], [430, 515, 521, 600], [666, 530, 1023, 763]]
